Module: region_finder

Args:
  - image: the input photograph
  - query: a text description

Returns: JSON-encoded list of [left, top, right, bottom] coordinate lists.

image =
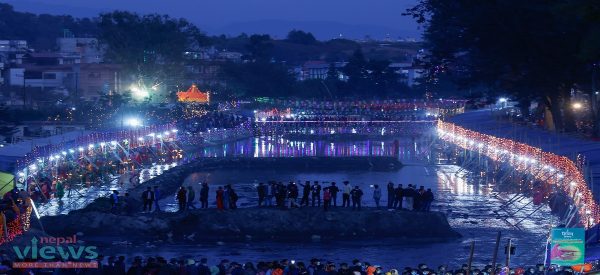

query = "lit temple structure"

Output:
[[177, 84, 210, 103]]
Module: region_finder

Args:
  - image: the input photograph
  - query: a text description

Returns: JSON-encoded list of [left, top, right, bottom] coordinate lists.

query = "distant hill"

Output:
[[213, 19, 421, 41]]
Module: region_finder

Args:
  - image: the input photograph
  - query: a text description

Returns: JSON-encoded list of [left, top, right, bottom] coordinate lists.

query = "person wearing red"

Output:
[[216, 186, 224, 210]]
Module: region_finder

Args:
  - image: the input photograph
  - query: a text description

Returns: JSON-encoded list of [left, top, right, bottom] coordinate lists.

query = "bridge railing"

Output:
[[437, 120, 597, 228]]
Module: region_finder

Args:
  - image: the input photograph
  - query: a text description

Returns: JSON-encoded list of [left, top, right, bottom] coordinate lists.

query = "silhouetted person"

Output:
[[311, 181, 321, 207], [200, 182, 209, 208], [424, 188, 434, 211], [342, 181, 352, 207], [373, 184, 381, 208], [350, 186, 363, 210], [300, 181, 311, 206], [394, 184, 404, 209], [257, 182, 267, 207], [386, 181, 395, 209], [329, 182, 339, 207], [141, 187, 154, 212], [323, 188, 332, 211], [176, 187, 187, 212]]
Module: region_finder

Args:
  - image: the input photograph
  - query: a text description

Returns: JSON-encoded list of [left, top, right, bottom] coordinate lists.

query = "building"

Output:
[[15, 121, 86, 139], [296, 61, 348, 81], [216, 51, 243, 62], [70, 64, 121, 101], [57, 37, 103, 64], [301, 61, 329, 80], [0, 40, 28, 65], [388, 62, 425, 87], [177, 84, 209, 103], [0, 40, 30, 85], [6, 63, 121, 101]]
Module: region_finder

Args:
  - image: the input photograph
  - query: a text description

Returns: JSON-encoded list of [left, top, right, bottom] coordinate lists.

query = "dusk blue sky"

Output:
[[2, 0, 422, 40]]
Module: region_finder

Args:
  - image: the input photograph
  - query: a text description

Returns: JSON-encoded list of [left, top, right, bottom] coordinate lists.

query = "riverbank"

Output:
[[40, 207, 460, 243]]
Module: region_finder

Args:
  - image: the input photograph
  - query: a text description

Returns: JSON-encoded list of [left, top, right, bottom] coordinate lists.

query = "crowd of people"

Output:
[[0, 189, 33, 244], [180, 113, 250, 134], [0, 255, 576, 275], [130, 181, 435, 214]]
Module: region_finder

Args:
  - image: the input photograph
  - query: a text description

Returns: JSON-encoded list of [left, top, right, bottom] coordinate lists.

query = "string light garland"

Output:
[[437, 120, 598, 228]]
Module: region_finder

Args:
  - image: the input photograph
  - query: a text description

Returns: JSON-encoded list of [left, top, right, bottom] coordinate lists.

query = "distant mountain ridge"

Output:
[[210, 19, 421, 41]]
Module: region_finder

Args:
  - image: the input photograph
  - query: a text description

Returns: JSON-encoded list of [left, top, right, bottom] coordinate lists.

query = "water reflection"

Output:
[[186, 136, 431, 160]]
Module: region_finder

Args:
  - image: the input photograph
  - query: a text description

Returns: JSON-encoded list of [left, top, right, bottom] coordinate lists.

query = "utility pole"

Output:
[[491, 231, 501, 275], [467, 241, 475, 275], [506, 239, 512, 273]]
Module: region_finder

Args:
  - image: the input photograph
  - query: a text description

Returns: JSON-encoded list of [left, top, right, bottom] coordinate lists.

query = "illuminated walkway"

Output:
[[440, 110, 600, 228]]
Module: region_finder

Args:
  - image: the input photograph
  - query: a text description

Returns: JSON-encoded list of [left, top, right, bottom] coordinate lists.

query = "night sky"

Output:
[[2, 0, 422, 40]]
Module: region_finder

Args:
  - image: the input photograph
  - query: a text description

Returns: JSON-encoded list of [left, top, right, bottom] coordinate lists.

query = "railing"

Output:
[[255, 120, 436, 136], [437, 120, 597, 228]]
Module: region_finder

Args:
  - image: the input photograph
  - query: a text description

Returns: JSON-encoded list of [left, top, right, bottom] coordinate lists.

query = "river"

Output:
[[96, 135, 557, 268]]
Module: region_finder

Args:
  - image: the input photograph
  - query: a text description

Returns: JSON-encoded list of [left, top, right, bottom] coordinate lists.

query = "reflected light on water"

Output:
[[436, 168, 491, 196], [190, 136, 426, 159]]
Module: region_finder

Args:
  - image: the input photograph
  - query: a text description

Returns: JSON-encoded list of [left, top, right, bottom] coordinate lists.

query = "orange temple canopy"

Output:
[[177, 84, 210, 103]]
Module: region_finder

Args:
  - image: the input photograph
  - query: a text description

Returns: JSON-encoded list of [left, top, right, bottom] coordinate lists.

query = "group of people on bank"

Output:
[[131, 181, 434, 213], [255, 181, 366, 211]]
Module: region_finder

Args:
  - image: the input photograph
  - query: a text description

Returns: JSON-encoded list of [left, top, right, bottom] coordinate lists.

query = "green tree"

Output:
[[220, 61, 295, 98], [286, 30, 317, 45], [405, 0, 600, 132], [98, 11, 206, 88], [245, 34, 273, 61]]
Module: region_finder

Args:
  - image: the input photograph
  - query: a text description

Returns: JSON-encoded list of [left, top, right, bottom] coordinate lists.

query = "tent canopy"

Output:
[[0, 171, 14, 197]]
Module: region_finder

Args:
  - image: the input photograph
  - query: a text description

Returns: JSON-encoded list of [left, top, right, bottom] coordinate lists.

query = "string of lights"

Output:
[[437, 120, 597, 228]]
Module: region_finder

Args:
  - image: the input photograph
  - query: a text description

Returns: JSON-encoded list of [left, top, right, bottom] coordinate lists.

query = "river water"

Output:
[[97, 135, 557, 268]]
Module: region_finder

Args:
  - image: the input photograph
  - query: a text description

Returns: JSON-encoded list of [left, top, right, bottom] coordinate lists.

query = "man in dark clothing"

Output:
[[127, 256, 143, 275], [229, 185, 239, 209], [311, 181, 321, 207], [257, 182, 267, 207], [141, 187, 154, 212], [416, 185, 426, 211], [200, 182, 209, 208], [350, 186, 364, 210], [176, 187, 187, 212], [394, 184, 404, 209], [198, 258, 210, 275], [386, 182, 395, 209], [338, 263, 352, 275], [288, 182, 299, 208], [329, 182, 339, 207], [276, 182, 287, 208], [300, 181, 311, 207], [218, 259, 230, 275], [424, 188, 434, 211], [114, 256, 126, 275], [110, 190, 119, 213]]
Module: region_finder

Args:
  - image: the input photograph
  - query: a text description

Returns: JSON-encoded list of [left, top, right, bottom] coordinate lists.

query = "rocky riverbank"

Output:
[[41, 207, 460, 243], [36, 156, 460, 243]]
